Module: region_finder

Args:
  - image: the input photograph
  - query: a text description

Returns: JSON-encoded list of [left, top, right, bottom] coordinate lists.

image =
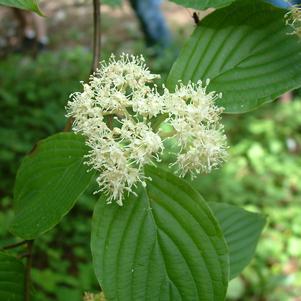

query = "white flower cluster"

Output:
[[66, 54, 227, 205], [286, 5, 301, 37], [163, 81, 228, 177], [83, 292, 105, 301]]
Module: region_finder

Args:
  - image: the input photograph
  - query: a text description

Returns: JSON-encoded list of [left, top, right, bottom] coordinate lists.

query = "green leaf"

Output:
[[169, 0, 235, 10], [91, 166, 229, 301], [167, 0, 301, 113], [0, 0, 43, 15], [0, 252, 25, 301], [10, 132, 94, 239], [102, 0, 121, 6], [209, 202, 266, 279]]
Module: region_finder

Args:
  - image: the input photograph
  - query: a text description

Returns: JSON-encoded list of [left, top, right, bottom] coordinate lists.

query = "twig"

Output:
[[91, 0, 101, 74], [1, 240, 27, 250], [64, 117, 74, 132], [64, 0, 101, 131], [17, 252, 30, 259], [159, 129, 176, 139], [24, 240, 34, 301]]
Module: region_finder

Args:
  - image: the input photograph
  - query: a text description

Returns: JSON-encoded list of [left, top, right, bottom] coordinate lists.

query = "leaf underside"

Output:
[[102, 0, 121, 6], [209, 202, 266, 279], [0, 0, 43, 15], [169, 0, 235, 10]]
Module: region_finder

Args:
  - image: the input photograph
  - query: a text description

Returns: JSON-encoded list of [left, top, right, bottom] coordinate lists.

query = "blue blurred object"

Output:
[[265, 0, 301, 8], [129, 0, 171, 51]]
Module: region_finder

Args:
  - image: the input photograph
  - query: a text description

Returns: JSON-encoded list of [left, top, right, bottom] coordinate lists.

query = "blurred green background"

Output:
[[0, 1, 300, 300]]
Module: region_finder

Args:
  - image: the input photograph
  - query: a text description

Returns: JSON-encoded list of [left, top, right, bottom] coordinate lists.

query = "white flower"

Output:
[[286, 5, 301, 37], [131, 87, 164, 118], [176, 126, 228, 178], [66, 54, 228, 205], [95, 53, 160, 92], [124, 121, 164, 166], [162, 80, 227, 177]]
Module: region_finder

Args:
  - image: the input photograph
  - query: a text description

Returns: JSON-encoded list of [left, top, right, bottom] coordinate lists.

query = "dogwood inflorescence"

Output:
[[286, 5, 301, 37], [66, 54, 227, 205]]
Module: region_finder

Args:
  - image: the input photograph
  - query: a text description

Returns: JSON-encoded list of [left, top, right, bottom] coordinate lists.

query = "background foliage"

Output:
[[0, 1, 300, 300], [1, 48, 300, 301]]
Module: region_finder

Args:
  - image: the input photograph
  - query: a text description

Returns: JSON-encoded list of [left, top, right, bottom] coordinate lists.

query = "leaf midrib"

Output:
[[144, 187, 184, 301]]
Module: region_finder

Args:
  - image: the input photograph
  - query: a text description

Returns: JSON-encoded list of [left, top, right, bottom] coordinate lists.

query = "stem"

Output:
[[64, 117, 74, 132], [159, 129, 176, 139], [1, 240, 27, 250], [151, 113, 169, 132], [17, 252, 31, 259], [108, 116, 113, 130], [24, 240, 34, 301], [65, 0, 101, 131], [91, 0, 101, 74], [123, 109, 135, 123]]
